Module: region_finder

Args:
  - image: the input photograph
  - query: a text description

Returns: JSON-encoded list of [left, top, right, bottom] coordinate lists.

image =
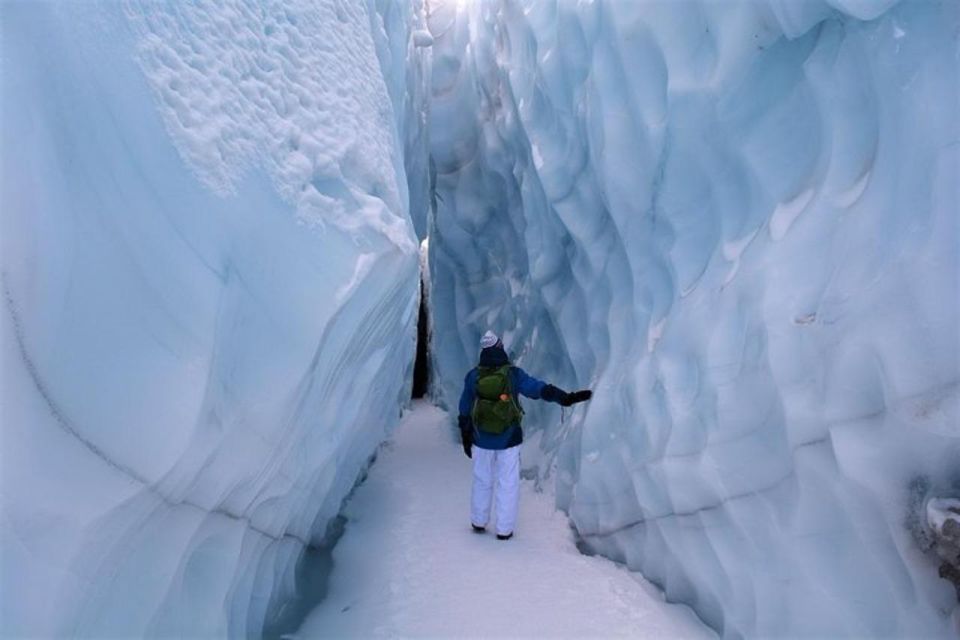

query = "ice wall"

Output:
[[426, 0, 959, 635], [1, 1, 427, 636]]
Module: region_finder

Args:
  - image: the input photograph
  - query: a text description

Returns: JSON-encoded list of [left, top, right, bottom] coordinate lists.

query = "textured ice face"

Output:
[[426, 0, 959, 635], [1, 1, 427, 636]]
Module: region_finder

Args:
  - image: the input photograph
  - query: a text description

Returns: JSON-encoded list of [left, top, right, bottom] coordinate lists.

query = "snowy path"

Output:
[[295, 401, 712, 639]]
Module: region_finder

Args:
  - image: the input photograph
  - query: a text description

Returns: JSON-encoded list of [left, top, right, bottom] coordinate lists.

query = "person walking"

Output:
[[458, 331, 592, 540]]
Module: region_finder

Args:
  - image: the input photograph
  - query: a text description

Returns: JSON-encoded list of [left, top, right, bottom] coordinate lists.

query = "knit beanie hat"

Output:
[[480, 330, 500, 350]]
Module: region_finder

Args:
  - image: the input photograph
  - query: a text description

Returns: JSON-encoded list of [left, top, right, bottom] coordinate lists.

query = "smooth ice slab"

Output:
[[1, 1, 428, 636]]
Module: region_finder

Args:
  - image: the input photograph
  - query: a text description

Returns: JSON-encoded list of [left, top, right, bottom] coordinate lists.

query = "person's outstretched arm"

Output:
[[513, 367, 592, 406]]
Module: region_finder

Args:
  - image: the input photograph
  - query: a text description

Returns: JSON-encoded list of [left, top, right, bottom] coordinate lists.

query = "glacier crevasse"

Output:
[[2, 0, 959, 636]]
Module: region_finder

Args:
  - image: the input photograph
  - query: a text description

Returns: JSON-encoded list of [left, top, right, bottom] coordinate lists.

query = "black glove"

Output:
[[541, 384, 566, 404], [458, 414, 473, 458], [560, 389, 593, 406]]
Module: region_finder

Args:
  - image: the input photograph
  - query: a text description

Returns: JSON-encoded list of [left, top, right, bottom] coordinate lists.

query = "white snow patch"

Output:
[[336, 253, 377, 303], [769, 187, 815, 241], [721, 227, 760, 286], [647, 316, 667, 353], [127, 2, 412, 248], [830, 169, 873, 208], [531, 140, 545, 170], [927, 498, 960, 534], [419, 236, 430, 283], [722, 227, 760, 262], [413, 29, 434, 47]]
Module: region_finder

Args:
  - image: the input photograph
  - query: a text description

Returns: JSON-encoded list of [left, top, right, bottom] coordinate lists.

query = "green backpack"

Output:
[[471, 365, 524, 434]]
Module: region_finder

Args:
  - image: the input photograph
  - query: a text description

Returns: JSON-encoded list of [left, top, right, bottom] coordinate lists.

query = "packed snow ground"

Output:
[[295, 402, 712, 639]]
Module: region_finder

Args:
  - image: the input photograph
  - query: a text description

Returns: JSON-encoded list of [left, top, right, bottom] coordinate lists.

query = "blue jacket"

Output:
[[458, 346, 553, 450]]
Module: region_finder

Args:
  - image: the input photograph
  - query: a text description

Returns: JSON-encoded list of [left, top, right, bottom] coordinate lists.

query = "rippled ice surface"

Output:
[[425, 0, 959, 635]]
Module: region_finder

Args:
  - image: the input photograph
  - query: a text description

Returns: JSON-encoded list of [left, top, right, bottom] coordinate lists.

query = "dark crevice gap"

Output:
[[412, 273, 430, 399]]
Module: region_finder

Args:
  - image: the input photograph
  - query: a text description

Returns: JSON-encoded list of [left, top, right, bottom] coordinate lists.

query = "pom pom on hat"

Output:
[[480, 330, 500, 350]]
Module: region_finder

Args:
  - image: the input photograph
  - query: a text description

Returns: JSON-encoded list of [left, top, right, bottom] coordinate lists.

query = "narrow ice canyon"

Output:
[[2, 0, 958, 638]]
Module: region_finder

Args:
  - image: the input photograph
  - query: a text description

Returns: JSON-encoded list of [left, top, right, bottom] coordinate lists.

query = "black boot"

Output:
[[471, 524, 486, 534], [496, 532, 513, 541]]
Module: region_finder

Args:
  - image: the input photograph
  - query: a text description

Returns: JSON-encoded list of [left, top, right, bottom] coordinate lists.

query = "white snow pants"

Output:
[[471, 444, 520, 536]]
